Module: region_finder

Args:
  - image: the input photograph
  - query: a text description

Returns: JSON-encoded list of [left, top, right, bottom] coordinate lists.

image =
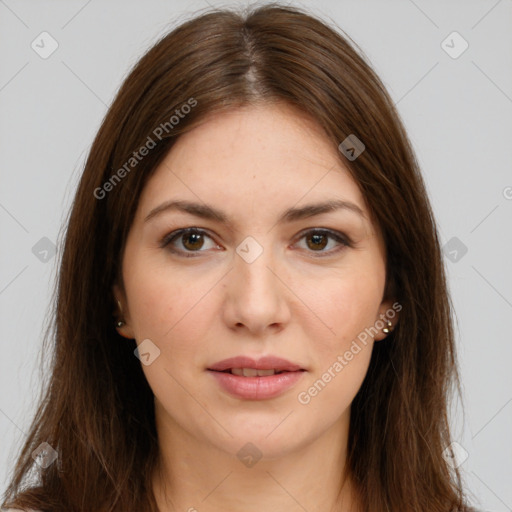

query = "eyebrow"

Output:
[[144, 198, 365, 225]]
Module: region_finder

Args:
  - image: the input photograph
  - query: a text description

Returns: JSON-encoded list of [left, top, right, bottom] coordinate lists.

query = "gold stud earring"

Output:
[[382, 320, 393, 334]]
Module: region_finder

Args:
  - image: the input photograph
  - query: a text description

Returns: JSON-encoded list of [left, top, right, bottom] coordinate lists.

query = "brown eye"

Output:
[[306, 233, 329, 251], [181, 232, 205, 251], [295, 229, 350, 257], [160, 228, 219, 257]]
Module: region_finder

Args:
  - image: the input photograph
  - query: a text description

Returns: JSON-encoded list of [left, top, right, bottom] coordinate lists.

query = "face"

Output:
[[113, 103, 397, 460]]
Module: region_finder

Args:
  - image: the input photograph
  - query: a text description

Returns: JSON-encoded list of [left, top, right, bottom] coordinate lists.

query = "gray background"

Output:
[[1, 0, 511, 510]]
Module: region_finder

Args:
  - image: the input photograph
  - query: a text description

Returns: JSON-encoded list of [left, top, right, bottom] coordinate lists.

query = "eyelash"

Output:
[[159, 227, 351, 258]]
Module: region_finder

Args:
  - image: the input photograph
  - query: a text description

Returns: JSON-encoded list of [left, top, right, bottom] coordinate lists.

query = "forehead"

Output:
[[137, 103, 368, 225]]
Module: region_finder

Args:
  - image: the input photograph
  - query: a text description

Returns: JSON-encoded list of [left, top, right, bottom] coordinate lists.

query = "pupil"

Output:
[[307, 233, 327, 250]]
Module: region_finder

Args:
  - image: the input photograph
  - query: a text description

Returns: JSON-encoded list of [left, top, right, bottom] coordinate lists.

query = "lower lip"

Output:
[[208, 370, 306, 400]]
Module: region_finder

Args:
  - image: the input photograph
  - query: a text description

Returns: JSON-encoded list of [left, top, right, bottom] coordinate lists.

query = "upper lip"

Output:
[[207, 355, 305, 372]]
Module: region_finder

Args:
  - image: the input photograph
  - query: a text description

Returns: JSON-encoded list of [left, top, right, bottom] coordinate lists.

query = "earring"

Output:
[[115, 299, 125, 328], [382, 320, 393, 334]]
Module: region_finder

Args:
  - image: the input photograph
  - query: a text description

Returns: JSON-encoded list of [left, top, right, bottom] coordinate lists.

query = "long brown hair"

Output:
[[2, 3, 473, 511]]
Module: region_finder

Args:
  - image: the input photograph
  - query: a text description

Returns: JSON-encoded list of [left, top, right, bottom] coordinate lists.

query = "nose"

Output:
[[221, 242, 291, 336]]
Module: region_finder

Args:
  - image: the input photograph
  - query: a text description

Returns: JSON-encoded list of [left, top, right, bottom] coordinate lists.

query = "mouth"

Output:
[[210, 368, 305, 377], [206, 356, 307, 400]]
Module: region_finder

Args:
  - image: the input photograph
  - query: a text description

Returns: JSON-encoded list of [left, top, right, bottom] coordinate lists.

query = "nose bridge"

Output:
[[224, 235, 290, 331], [235, 236, 279, 298]]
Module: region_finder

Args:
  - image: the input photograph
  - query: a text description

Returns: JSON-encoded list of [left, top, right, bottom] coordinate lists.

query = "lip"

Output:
[[206, 355, 306, 400], [207, 355, 304, 372], [208, 369, 306, 400]]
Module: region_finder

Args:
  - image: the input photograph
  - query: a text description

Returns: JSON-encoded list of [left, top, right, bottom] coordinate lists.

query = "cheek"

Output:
[[293, 262, 384, 408], [301, 265, 385, 349], [124, 259, 215, 342], [123, 261, 225, 406], [123, 266, 213, 411]]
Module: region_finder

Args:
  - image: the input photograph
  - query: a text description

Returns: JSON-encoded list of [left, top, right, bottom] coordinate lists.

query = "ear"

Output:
[[373, 298, 401, 342], [112, 283, 135, 339]]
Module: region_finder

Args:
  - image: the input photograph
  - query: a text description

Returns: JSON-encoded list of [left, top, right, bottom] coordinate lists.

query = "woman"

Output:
[[1, 3, 478, 511]]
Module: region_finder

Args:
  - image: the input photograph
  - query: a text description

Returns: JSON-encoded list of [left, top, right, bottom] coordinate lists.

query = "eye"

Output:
[[160, 227, 351, 258], [159, 228, 220, 257], [294, 229, 350, 257]]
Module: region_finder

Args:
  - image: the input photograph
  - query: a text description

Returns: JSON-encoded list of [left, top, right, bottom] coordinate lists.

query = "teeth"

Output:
[[230, 368, 278, 377], [255, 369, 277, 376]]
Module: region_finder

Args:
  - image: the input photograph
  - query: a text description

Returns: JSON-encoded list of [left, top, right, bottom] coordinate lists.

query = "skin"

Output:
[[113, 102, 398, 512]]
